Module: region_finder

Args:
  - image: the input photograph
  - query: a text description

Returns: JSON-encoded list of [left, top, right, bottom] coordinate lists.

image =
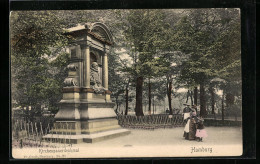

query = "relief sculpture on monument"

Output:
[[90, 62, 105, 93]]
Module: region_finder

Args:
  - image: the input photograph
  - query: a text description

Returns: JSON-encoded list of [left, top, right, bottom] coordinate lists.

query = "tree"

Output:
[[11, 11, 69, 116], [172, 16, 213, 117], [108, 50, 127, 114], [122, 9, 171, 116], [209, 20, 241, 118], [172, 9, 241, 117], [188, 9, 241, 117], [163, 52, 184, 115]]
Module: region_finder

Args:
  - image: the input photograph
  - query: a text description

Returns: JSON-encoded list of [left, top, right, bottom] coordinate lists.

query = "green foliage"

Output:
[[11, 11, 69, 113], [10, 9, 242, 117], [143, 77, 167, 102], [11, 11, 68, 57], [123, 9, 171, 78], [209, 21, 241, 82], [173, 17, 214, 88], [108, 50, 126, 98], [174, 9, 241, 91]]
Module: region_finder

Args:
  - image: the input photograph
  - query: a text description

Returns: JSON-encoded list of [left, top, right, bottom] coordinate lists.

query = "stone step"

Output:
[[43, 128, 130, 144]]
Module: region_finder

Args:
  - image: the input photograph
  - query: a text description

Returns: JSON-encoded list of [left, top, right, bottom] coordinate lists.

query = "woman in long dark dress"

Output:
[[184, 111, 198, 140], [183, 113, 191, 139], [183, 104, 193, 138]]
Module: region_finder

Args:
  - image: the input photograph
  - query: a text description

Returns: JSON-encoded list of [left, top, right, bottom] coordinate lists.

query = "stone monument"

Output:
[[44, 22, 130, 143]]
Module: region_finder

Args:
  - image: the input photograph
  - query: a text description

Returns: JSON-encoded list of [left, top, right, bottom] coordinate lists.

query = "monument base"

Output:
[[43, 86, 131, 144], [43, 100, 130, 143], [43, 118, 130, 143], [43, 128, 130, 144]]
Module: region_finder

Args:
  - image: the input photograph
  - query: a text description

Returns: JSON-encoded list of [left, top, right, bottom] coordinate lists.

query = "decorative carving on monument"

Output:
[[67, 63, 78, 71], [90, 62, 105, 93], [90, 52, 101, 65], [64, 77, 78, 87]]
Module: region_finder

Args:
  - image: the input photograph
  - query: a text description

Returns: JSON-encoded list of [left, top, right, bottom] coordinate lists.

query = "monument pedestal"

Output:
[[43, 89, 130, 143]]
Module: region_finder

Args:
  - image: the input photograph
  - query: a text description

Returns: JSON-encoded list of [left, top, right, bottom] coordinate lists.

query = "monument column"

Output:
[[76, 45, 82, 86], [84, 46, 91, 88], [103, 52, 108, 90]]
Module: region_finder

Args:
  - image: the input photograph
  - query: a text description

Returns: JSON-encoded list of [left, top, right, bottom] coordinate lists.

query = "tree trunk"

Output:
[[226, 92, 235, 108], [209, 85, 215, 114], [186, 90, 189, 103], [115, 97, 119, 114], [194, 87, 198, 106], [135, 76, 144, 116], [153, 96, 155, 114], [199, 82, 206, 117], [25, 106, 29, 121], [190, 91, 193, 106], [125, 78, 130, 115], [167, 79, 173, 115], [222, 90, 225, 122], [186, 90, 193, 105], [226, 92, 235, 119], [148, 78, 152, 115], [125, 87, 129, 115]]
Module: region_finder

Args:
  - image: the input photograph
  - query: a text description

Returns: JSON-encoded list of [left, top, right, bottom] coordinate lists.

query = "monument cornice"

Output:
[[62, 87, 95, 93], [69, 57, 83, 63], [62, 87, 112, 95], [65, 29, 113, 46], [68, 39, 110, 53], [81, 88, 95, 93], [62, 87, 81, 93], [105, 90, 112, 95]]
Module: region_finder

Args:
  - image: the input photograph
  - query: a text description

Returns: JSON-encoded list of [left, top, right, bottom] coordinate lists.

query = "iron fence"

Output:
[[12, 117, 74, 148], [116, 114, 184, 130]]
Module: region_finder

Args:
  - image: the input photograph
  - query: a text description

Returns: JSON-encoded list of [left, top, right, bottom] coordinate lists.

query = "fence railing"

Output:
[[116, 114, 184, 130], [204, 114, 242, 121], [12, 117, 74, 148]]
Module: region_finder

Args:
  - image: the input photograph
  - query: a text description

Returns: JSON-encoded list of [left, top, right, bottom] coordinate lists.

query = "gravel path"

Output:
[[12, 127, 242, 158], [87, 127, 242, 147]]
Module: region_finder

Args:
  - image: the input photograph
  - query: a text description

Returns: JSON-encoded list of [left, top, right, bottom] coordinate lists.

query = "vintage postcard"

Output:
[[10, 9, 243, 159]]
